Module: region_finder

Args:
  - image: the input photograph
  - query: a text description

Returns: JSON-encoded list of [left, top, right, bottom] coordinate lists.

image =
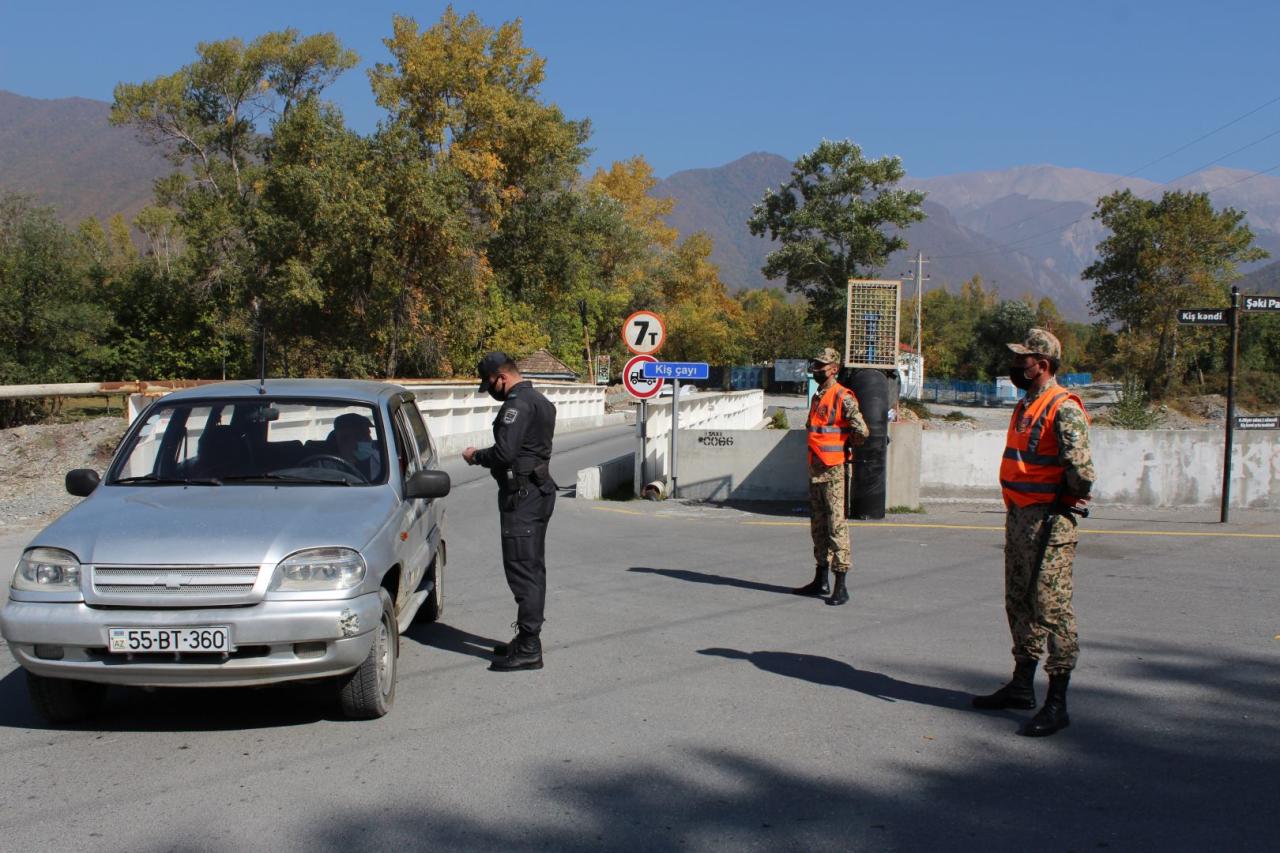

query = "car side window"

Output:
[[403, 402, 437, 468], [391, 408, 421, 482]]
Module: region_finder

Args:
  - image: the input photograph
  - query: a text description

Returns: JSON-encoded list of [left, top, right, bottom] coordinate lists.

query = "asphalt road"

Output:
[[1, 423, 1277, 852]]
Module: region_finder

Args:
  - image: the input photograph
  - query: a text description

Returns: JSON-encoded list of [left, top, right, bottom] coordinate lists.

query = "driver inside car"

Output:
[[329, 413, 382, 482]]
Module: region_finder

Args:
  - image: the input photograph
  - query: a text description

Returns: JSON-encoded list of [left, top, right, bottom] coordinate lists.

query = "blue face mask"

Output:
[[355, 441, 376, 461]]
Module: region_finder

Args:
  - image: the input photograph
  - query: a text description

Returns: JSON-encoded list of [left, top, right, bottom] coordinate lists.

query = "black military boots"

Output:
[[490, 630, 543, 672], [792, 565, 830, 597], [972, 660, 1038, 710], [826, 571, 849, 606], [1020, 673, 1070, 736]]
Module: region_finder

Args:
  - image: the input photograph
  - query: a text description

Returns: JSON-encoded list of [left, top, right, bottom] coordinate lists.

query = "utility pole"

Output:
[[901, 253, 929, 394], [901, 252, 929, 353]]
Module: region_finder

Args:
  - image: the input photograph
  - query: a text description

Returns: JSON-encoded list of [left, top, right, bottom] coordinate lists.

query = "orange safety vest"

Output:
[[807, 383, 856, 466], [999, 386, 1088, 508]]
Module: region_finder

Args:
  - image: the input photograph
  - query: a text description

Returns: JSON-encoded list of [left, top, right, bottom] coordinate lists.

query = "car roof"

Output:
[[159, 379, 408, 405]]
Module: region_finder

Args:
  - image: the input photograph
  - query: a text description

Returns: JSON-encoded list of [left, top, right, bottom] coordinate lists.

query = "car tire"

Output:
[[26, 672, 107, 724], [338, 588, 397, 719], [416, 555, 444, 624]]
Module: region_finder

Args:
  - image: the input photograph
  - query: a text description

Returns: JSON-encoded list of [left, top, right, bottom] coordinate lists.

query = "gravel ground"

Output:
[[0, 417, 125, 531]]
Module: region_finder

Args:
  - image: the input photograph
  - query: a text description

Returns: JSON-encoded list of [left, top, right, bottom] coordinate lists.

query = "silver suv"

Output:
[[0, 379, 450, 722]]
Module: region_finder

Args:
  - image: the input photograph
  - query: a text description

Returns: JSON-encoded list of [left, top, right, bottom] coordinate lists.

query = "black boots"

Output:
[[1020, 673, 1070, 737], [826, 572, 849, 606], [492, 623, 518, 657], [972, 660, 1038, 710], [490, 630, 543, 672], [792, 565, 830, 597]]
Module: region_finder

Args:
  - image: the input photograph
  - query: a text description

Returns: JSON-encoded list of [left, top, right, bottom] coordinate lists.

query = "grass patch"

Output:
[[888, 505, 927, 514], [900, 399, 932, 419], [942, 410, 975, 422], [768, 409, 789, 429]]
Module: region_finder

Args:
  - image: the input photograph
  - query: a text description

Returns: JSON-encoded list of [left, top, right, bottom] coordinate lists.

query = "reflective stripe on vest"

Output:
[[999, 387, 1086, 508], [807, 383, 854, 466]]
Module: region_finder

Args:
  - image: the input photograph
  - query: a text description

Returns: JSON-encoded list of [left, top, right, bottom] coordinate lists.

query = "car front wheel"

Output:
[[416, 554, 444, 624], [27, 672, 107, 724], [338, 588, 398, 719]]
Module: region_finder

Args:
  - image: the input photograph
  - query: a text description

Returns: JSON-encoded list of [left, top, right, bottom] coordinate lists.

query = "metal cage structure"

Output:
[[844, 279, 901, 368]]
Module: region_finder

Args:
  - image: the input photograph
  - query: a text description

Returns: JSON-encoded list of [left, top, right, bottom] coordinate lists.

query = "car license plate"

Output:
[[108, 627, 233, 654]]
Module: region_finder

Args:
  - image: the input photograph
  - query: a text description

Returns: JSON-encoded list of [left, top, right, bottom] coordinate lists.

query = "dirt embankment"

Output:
[[0, 417, 126, 530]]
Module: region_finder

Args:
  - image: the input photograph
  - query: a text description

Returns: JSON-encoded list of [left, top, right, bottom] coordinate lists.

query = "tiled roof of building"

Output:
[[517, 349, 579, 379]]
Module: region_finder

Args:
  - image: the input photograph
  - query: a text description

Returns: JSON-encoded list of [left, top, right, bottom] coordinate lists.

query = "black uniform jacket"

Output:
[[472, 381, 557, 484]]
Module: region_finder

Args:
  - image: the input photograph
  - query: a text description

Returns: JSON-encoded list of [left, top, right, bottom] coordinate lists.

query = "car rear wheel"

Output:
[[26, 672, 107, 724], [338, 588, 397, 719]]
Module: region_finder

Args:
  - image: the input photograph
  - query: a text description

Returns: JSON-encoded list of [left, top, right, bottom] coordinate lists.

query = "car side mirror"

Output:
[[66, 469, 101, 497], [404, 469, 450, 500]]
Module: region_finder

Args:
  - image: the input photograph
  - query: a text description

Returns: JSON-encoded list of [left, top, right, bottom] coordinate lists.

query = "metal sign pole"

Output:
[[635, 399, 647, 496], [1220, 286, 1241, 523], [669, 379, 680, 497]]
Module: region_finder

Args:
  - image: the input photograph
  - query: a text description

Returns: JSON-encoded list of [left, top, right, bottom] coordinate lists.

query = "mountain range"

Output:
[[4, 89, 1280, 320], [654, 154, 1280, 319]]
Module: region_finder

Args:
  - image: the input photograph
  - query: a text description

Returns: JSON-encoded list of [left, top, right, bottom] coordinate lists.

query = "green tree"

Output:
[[971, 299, 1036, 380], [736, 289, 819, 363], [654, 233, 743, 364], [0, 196, 113, 423], [1083, 189, 1267, 395], [748, 139, 926, 339], [110, 29, 360, 374]]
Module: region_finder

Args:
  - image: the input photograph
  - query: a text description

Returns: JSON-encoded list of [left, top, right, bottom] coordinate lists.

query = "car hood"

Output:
[[31, 485, 399, 566]]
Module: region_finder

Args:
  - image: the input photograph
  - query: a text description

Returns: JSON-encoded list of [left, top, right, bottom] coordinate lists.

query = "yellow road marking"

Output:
[[591, 505, 642, 516], [593, 505, 1280, 539], [746, 520, 1280, 539]]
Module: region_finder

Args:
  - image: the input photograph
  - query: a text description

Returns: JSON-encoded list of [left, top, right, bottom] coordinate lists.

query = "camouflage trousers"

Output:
[[809, 462, 851, 573], [1003, 503, 1080, 674]]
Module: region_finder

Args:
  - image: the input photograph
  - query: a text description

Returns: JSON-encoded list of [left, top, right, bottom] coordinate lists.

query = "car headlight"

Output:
[[12, 548, 82, 593], [270, 548, 366, 592]]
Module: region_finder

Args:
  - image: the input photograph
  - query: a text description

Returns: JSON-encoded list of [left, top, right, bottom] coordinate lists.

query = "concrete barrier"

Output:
[[922, 428, 1280, 509], [576, 452, 635, 500], [636, 390, 764, 490], [673, 422, 922, 505]]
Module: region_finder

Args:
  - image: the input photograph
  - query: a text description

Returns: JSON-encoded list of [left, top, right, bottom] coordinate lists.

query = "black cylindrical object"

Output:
[[842, 368, 890, 519]]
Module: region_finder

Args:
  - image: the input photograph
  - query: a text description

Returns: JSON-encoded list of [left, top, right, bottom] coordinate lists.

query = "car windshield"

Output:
[[108, 398, 387, 486]]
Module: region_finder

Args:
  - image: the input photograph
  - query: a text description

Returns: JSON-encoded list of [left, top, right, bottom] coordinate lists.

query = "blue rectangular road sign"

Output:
[[643, 361, 709, 380]]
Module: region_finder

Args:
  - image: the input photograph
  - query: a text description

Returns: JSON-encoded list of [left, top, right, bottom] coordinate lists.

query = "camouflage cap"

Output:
[[1007, 328, 1062, 360], [811, 347, 842, 366]]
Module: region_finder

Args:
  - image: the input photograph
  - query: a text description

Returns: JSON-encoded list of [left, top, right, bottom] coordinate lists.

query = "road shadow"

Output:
[[628, 566, 794, 595], [0, 665, 336, 732], [404, 621, 501, 660], [697, 647, 972, 710], [717, 499, 811, 518]]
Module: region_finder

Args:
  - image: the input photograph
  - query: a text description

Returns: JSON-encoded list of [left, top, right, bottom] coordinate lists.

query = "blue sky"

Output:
[[3, 1, 1279, 181]]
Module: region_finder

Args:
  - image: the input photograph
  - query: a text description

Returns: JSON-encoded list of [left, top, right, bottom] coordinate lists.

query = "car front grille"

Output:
[[89, 566, 263, 606], [94, 584, 256, 595]]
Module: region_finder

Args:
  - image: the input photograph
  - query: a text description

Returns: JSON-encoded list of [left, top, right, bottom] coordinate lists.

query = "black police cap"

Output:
[[476, 351, 514, 393]]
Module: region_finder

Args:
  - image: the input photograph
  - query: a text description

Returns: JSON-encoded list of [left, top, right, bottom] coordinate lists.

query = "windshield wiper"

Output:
[[220, 473, 352, 485], [113, 474, 222, 486]]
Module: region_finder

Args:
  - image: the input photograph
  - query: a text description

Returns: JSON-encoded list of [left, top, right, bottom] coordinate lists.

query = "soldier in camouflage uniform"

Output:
[[794, 347, 869, 606], [973, 328, 1094, 737]]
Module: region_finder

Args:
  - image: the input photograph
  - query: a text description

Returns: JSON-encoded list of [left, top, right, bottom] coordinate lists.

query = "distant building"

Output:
[[896, 342, 924, 400], [517, 349, 579, 383]]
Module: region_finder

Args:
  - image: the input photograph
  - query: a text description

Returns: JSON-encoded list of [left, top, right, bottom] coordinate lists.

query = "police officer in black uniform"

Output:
[[463, 352, 558, 672]]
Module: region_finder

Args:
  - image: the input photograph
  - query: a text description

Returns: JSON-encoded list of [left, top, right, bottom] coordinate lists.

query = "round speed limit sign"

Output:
[[622, 310, 665, 355]]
